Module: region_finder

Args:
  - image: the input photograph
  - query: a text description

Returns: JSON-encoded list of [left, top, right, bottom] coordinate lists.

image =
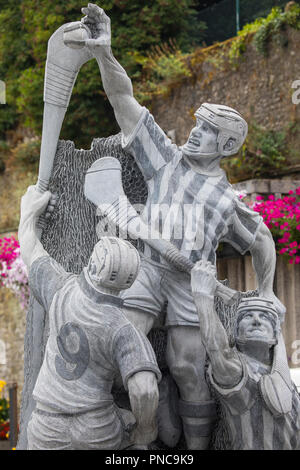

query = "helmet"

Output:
[[235, 297, 281, 346], [87, 236, 140, 290], [194, 103, 248, 157]]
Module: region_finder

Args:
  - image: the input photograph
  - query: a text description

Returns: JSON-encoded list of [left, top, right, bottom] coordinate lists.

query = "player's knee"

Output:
[[167, 357, 210, 401], [168, 360, 195, 390]]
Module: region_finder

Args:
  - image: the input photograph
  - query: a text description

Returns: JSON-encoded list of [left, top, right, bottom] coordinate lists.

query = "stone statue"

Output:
[[191, 260, 300, 450], [72, 3, 285, 449], [18, 186, 161, 450], [17, 3, 289, 450]]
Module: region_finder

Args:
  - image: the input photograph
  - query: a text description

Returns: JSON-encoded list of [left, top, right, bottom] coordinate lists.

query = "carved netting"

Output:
[[18, 135, 253, 450]]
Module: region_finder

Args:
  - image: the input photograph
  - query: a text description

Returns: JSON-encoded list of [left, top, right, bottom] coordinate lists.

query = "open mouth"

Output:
[[188, 138, 200, 147]]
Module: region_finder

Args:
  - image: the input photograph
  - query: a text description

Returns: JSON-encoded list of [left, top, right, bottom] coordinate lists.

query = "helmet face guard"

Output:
[[194, 103, 248, 158]]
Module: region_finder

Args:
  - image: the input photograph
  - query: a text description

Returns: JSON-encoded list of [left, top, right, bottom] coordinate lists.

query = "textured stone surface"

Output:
[[17, 134, 147, 449], [17, 135, 242, 450]]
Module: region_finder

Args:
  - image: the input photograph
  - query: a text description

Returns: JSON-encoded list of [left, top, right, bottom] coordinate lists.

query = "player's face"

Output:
[[238, 310, 275, 343], [182, 118, 219, 158]]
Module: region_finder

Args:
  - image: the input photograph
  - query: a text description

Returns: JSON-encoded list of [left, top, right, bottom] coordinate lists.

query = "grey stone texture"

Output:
[[15, 135, 236, 450], [15, 135, 300, 450], [17, 134, 143, 449], [14, 5, 300, 450]]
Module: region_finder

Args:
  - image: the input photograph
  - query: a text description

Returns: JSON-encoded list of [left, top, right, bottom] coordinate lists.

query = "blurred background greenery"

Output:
[[1, 0, 298, 150]]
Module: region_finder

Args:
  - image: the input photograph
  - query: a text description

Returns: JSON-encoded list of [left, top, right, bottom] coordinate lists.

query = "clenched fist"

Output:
[[191, 260, 217, 297]]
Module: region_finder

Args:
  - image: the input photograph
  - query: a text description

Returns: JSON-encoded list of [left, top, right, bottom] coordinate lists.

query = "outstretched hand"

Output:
[[81, 3, 111, 48], [191, 260, 217, 297]]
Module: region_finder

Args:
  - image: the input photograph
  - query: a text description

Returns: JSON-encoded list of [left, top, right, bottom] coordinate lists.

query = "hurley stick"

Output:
[[84, 157, 241, 305], [36, 22, 93, 230]]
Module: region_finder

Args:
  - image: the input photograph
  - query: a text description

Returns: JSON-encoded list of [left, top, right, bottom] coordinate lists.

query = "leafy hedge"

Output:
[[0, 0, 205, 148]]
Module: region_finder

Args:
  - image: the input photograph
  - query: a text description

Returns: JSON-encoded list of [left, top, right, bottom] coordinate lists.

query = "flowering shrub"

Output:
[[0, 237, 19, 267], [0, 380, 9, 440], [0, 236, 29, 310], [251, 188, 300, 265], [0, 421, 9, 440]]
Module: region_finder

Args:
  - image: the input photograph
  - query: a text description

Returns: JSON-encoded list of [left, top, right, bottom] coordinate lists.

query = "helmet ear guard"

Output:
[[217, 134, 235, 157]]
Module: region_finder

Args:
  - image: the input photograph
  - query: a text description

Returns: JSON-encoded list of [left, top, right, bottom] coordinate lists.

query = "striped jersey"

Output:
[[208, 355, 300, 450], [29, 256, 161, 414], [122, 108, 262, 266]]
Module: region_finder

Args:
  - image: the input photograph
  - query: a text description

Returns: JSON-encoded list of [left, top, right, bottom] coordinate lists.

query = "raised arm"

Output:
[[18, 186, 53, 269], [81, 4, 143, 139], [249, 222, 286, 321], [191, 261, 243, 388]]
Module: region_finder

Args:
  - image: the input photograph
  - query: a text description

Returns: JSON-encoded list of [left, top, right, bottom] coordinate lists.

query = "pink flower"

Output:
[[289, 241, 298, 248], [0, 236, 29, 310], [247, 188, 300, 264]]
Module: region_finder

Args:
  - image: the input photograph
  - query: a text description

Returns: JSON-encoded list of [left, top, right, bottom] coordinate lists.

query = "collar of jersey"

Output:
[[78, 270, 124, 308]]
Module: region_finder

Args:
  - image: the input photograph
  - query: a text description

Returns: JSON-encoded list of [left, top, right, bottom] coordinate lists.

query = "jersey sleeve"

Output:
[[207, 354, 256, 415], [28, 255, 72, 311], [111, 322, 162, 390], [121, 107, 177, 181], [222, 197, 263, 255]]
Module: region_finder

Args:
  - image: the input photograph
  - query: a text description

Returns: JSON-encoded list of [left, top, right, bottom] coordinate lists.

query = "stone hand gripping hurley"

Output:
[[84, 157, 240, 305], [36, 22, 93, 231]]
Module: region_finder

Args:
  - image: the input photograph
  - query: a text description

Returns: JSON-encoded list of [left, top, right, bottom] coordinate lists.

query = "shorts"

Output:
[[27, 404, 135, 450], [120, 256, 199, 327]]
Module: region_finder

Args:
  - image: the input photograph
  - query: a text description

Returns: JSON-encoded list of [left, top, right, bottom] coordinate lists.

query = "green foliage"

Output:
[[228, 4, 300, 61], [0, 397, 9, 424], [1, 1, 299, 159], [254, 7, 286, 56], [0, 380, 9, 424], [0, 140, 9, 173], [0, 0, 204, 148], [228, 17, 264, 63], [222, 122, 289, 182], [129, 41, 192, 103], [12, 138, 41, 169]]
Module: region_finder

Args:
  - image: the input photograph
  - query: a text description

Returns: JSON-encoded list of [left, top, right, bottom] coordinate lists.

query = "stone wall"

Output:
[[151, 27, 300, 172]]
